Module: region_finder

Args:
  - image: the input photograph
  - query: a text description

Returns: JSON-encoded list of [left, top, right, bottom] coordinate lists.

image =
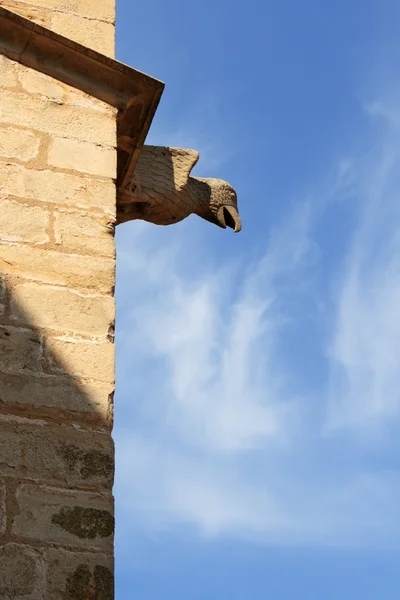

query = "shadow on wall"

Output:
[[0, 274, 114, 427], [0, 275, 115, 598]]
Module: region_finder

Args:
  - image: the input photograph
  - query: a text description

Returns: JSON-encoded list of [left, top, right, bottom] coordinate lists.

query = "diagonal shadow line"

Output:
[[0, 275, 114, 429], [0, 274, 115, 594]]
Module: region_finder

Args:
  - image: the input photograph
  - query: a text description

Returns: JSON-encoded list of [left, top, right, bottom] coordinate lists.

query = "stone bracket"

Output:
[[0, 6, 164, 190]]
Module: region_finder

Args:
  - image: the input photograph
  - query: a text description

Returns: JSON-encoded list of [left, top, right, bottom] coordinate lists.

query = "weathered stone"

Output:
[[0, 276, 5, 314], [45, 548, 113, 600], [58, 443, 114, 483], [51, 12, 115, 56], [0, 200, 49, 244], [0, 544, 43, 597], [11, 283, 115, 337], [0, 126, 41, 162], [0, 54, 18, 89], [13, 484, 114, 549], [9, 0, 116, 22], [48, 136, 116, 178], [0, 415, 114, 486], [45, 338, 115, 383], [0, 0, 51, 27], [0, 0, 119, 584], [64, 89, 116, 117], [0, 325, 42, 376], [0, 372, 113, 425], [17, 67, 64, 100], [54, 210, 115, 258], [0, 243, 115, 292], [0, 162, 116, 214], [0, 89, 116, 146], [0, 480, 5, 534], [52, 506, 114, 539], [119, 145, 242, 232]]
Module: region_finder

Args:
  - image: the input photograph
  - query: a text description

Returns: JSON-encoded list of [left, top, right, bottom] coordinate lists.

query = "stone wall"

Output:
[[0, 1, 117, 596], [0, 0, 115, 56]]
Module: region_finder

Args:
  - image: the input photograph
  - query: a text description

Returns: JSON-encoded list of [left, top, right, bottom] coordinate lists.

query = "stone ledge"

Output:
[[0, 6, 164, 189]]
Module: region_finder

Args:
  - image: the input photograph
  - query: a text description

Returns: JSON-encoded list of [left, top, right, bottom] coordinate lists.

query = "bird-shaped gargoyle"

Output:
[[117, 146, 242, 232]]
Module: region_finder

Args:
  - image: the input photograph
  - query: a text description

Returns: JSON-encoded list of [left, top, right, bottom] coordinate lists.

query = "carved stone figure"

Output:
[[117, 146, 241, 232]]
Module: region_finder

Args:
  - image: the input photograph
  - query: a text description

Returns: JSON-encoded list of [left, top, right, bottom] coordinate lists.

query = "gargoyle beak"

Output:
[[217, 206, 242, 233]]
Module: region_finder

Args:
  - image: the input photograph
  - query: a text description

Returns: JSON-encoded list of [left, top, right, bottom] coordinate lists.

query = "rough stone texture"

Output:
[[0, 7, 116, 595], [119, 146, 242, 232], [11, 283, 115, 337], [0, 373, 114, 425], [17, 67, 64, 101], [0, 54, 18, 89], [48, 136, 117, 178], [65, 88, 117, 117], [0, 200, 49, 244], [0, 243, 115, 291], [0, 544, 44, 598], [0, 414, 114, 487], [0, 89, 116, 146], [1, 2, 113, 54], [0, 276, 5, 314], [0, 480, 5, 534], [0, 325, 42, 376], [0, 126, 41, 163], [0, 0, 51, 27], [13, 484, 114, 550], [3, 0, 116, 22], [51, 11, 115, 56], [46, 548, 113, 600], [54, 210, 115, 258], [45, 338, 115, 382], [0, 162, 115, 214], [0, 0, 115, 55]]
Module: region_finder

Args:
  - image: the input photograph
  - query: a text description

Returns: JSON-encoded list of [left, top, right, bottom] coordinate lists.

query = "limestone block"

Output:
[[45, 338, 115, 383], [0, 480, 5, 533], [46, 548, 113, 600], [0, 373, 114, 426], [0, 325, 42, 376], [0, 163, 116, 215], [65, 89, 116, 117], [11, 283, 115, 337], [17, 67, 64, 100], [48, 136, 116, 178], [54, 210, 115, 258], [0, 415, 114, 487], [0, 89, 116, 147], [10, 0, 116, 22], [51, 12, 115, 56], [0, 0, 51, 27], [0, 200, 49, 244], [0, 544, 44, 599], [13, 484, 114, 550], [0, 126, 41, 162], [0, 54, 18, 89], [0, 276, 5, 314], [0, 243, 115, 292]]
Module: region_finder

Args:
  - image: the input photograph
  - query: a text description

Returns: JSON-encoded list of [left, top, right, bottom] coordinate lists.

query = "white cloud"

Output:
[[327, 107, 400, 433], [114, 98, 400, 549]]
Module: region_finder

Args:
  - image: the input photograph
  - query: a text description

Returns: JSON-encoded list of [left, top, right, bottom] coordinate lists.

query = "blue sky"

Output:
[[114, 1, 400, 598]]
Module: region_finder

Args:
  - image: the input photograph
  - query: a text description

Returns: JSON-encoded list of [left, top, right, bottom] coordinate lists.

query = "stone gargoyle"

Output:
[[117, 146, 241, 232]]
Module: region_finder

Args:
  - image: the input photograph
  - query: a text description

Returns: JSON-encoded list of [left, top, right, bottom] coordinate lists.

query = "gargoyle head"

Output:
[[191, 177, 242, 233], [116, 146, 242, 232]]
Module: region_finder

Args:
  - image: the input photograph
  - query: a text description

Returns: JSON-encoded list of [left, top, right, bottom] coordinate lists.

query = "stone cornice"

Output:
[[0, 6, 164, 191]]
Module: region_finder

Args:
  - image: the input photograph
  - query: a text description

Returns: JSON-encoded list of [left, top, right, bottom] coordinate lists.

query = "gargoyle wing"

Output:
[[130, 146, 199, 197]]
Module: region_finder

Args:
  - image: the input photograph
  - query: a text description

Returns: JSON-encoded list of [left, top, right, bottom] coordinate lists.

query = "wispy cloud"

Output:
[[114, 96, 400, 548], [327, 104, 400, 434]]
